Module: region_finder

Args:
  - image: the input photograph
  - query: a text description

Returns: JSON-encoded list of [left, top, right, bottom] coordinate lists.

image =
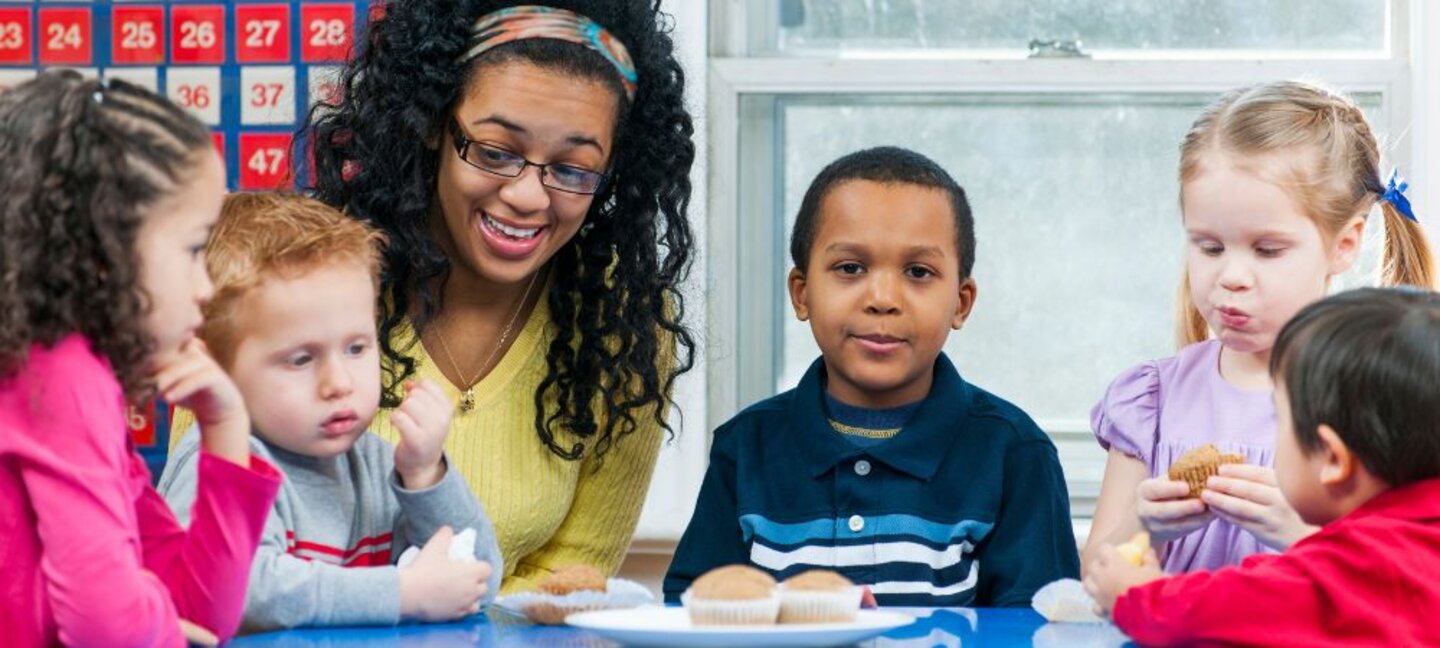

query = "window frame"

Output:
[[703, 0, 1422, 531]]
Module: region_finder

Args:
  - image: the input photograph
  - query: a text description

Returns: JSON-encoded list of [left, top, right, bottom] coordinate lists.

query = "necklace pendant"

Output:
[[459, 388, 476, 413]]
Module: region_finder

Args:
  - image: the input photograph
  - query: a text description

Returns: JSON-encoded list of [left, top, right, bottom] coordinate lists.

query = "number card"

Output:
[[38, 7, 91, 66], [126, 404, 156, 446], [212, 132, 226, 160], [111, 5, 163, 65], [0, 7, 33, 66], [236, 4, 291, 64], [102, 67, 159, 93], [300, 3, 354, 62], [239, 132, 293, 190], [241, 65, 296, 125], [171, 4, 225, 65], [307, 64, 342, 109], [166, 65, 221, 125]]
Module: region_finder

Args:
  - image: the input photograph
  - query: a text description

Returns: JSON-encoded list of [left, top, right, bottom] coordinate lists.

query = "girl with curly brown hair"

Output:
[[0, 71, 281, 647], [304, 1, 697, 593]]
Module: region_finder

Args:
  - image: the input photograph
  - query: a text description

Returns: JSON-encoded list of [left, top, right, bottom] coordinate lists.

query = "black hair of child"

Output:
[[1271, 287, 1440, 486], [789, 146, 974, 277]]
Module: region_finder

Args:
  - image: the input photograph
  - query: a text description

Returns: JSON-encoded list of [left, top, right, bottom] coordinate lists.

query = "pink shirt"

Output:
[[0, 335, 281, 647]]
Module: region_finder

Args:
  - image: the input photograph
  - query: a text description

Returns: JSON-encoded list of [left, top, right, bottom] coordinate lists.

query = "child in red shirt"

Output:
[[1086, 287, 1440, 647]]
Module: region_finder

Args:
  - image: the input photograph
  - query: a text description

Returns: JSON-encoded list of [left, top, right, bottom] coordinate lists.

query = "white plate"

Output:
[[565, 606, 914, 647]]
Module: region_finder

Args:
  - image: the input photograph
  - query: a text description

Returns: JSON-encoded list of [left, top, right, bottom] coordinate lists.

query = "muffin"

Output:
[[1167, 444, 1245, 498], [778, 570, 862, 624], [538, 564, 608, 596], [1115, 531, 1150, 567], [683, 564, 780, 626]]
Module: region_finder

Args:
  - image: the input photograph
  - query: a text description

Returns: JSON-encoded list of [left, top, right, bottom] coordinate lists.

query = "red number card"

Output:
[[38, 7, 92, 66], [0, 7, 33, 66], [239, 133, 293, 190], [300, 3, 354, 62], [171, 4, 225, 65], [127, 403, 156, 446], [111, 6, 164, 65], [236, 4, 291, 64]]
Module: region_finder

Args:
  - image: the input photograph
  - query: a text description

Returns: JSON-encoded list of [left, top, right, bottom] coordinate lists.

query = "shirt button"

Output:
[[848, 515, 865, 533], [854, 460, 871, 476]]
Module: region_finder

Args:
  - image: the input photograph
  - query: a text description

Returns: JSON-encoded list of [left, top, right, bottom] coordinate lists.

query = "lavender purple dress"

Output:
[[1091, 339, 1278, 574]]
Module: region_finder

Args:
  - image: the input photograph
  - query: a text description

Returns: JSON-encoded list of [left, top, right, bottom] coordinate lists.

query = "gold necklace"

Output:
[[431, 272, 540, 413]]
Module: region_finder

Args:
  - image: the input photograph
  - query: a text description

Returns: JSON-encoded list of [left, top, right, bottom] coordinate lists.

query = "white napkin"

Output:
[[1031, 578, 1106, 624], [396, 527, 478, 569]]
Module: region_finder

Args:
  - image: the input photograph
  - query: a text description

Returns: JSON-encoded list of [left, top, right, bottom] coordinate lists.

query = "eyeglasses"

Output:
[[449, 118, 609, 195]]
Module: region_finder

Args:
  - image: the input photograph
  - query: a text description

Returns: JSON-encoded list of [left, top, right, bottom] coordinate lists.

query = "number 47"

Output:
[[247, 148, 285, 177]]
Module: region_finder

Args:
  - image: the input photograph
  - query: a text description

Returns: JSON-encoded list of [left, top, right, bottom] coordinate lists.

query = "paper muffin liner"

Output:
[[1031, 578, 1105, 624], [681, 589, 781, 626], [494, 578, 654, 626], [777, 585, 862, 624]]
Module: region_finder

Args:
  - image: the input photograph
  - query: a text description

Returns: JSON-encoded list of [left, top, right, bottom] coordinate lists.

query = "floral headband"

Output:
[[459, 5, 638, 100]]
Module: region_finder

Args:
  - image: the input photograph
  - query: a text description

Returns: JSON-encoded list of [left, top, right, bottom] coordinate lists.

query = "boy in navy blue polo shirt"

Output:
[[664, 147, 1080, 607]]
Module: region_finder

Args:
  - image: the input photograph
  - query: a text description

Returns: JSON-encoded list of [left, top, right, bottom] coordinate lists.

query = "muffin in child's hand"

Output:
[[778, 570, 862, 624], [538, 564, 608, 596], [1167, 443, 1246, 498], [683, 564, 780, 626], [1114, 531, 1150, 567]]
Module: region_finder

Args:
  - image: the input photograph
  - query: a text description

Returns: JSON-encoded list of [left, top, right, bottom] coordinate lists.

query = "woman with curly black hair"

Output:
[[304, 1, 696, 592]]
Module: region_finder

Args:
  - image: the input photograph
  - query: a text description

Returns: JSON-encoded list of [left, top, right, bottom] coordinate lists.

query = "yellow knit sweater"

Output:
[[171, 295, 664, 594], [374, 296, 665, 594]]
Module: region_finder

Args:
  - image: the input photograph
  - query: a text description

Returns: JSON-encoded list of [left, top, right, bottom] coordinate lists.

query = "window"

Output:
[[707, 0, 1410, 532]]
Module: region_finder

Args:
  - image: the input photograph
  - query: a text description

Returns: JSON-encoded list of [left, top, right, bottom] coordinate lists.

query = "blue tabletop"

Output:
[[230, 608, 1135, 647]]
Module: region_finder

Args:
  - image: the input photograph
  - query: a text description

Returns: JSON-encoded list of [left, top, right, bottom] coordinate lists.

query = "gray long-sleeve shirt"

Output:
[[158, 428, 502, 633]]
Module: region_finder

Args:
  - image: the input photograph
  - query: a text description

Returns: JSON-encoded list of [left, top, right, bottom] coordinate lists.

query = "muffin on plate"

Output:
[[683, 564, 780, 625], [538, 564, 608, 596], [778, 569, 862, 623]]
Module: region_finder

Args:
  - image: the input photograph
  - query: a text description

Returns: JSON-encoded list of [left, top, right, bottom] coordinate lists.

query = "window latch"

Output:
[[1028, 39, 1091, 59]]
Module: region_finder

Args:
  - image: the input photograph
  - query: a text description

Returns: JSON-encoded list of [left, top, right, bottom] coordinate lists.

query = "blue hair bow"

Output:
[[1381, 169, 1418, 223]]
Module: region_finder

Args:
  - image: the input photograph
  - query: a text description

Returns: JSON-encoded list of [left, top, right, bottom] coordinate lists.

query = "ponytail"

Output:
[[1174, 268, 1210, 348], [1377, 199, 1436, 289]]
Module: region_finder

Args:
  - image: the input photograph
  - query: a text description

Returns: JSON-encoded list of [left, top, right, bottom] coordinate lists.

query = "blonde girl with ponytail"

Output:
[[1083, 80, 1435, 577]]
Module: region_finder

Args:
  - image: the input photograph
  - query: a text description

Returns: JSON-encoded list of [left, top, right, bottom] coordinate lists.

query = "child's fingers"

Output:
[[1137, 478, 1193, 501], [178, 619, 218, 647], [1206, 475, 1277, 504], [1216, 463, 1275, 484], [1146, 496, 1207, 520], [412, 381, 453, 414], [390, 410, 419, 439], [1201, 489, 1265, 523], [159, 366, 215, 406], [152, 351, 209, 392]]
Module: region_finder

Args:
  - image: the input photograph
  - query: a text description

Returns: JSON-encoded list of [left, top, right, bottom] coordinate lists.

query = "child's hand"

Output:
[[1203, 464, 1319, 550], [178, 618, 218, 647], [1082, 543, 1163, 617], [398, 526, 493, 622], [1135, 476, 1215, 544], [392, 379, 453, 489], [153, 339, 250, 466]]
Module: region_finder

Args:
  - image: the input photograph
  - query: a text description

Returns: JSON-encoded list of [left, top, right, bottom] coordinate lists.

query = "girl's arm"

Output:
[[20, 406, 185, 648], [138, 451, 280, 639], [1083, 449, 1152, 574]]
